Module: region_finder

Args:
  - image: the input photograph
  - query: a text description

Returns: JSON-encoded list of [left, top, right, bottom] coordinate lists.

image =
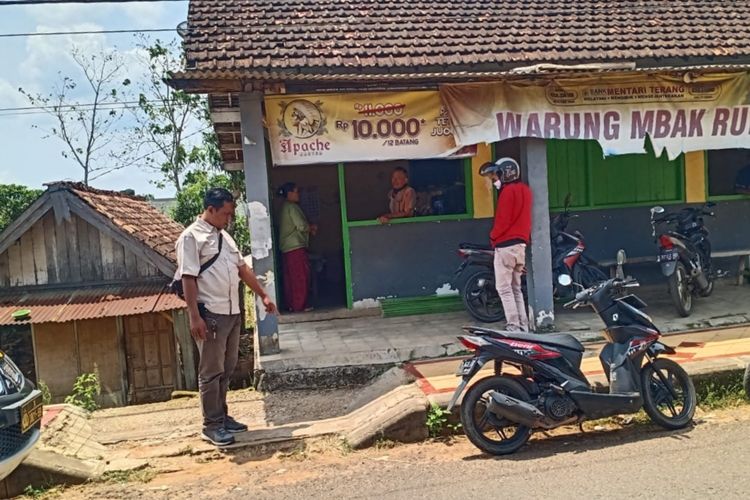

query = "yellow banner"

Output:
[[440, 73, 750, 159], [265, 91, 463, 165]]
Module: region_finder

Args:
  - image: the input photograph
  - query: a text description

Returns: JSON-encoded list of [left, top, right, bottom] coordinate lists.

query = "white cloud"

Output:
[[0, 79, 26, 109], [21, 23, 108, 81]]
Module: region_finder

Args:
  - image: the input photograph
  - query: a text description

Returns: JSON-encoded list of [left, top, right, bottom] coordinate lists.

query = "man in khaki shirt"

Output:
[[176, 188, 277, 447]]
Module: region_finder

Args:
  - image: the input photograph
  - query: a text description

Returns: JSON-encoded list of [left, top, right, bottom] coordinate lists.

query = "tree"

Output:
[[128, 38, 215, 193], [0, 184, 43, 233], [20, 48, 129, 185], [171, 170, 250, 253]]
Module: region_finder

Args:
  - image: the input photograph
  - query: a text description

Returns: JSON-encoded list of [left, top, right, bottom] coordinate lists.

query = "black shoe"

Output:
[[225, 417, 248, 434], [201, 427, 235, 446]]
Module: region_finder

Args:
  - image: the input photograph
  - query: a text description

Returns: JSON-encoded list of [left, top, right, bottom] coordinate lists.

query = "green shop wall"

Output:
[[546, 139, 685, 210]]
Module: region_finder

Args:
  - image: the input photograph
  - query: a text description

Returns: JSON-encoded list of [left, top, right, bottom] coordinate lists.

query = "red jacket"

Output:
[[490, 181, 532, 247]]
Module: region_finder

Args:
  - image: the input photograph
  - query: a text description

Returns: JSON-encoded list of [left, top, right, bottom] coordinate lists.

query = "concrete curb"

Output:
[[1, 449, 104, 498]]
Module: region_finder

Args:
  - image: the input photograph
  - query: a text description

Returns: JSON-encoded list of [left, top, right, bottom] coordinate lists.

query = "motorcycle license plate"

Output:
[[657, 252, 678, 263], [20, 393, 43, 433], [456, 359, 476, 376]]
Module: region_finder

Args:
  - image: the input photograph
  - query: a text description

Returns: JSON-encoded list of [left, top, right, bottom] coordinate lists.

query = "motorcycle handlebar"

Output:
[[566, 277, 640, 308]]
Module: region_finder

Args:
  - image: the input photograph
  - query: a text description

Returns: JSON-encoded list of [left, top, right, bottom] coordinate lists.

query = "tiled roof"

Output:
[[181, 0, 750, 81], [49, 182, 185, 264], [0, 282, 184, 326]]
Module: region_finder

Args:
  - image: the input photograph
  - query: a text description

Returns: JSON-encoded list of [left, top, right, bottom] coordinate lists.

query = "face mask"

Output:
[[493, 180, 502, 190]]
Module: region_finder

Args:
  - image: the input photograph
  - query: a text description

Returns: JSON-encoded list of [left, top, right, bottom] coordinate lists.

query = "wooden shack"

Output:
[[0, 182, 196, 406]]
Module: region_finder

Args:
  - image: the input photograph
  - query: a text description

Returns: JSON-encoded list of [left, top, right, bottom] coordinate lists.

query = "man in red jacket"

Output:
[[480, 158, 533, 331]]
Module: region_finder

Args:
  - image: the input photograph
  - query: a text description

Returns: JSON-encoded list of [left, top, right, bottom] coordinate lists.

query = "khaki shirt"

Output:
[[175, 218, 245, 315]]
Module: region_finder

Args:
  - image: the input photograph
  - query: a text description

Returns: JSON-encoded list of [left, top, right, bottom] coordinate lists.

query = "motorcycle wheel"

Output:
[[668, 262, 692, 317], [462, 270, 505, 323], [459, 376, 532, 456], [574, 262, 608, 288], [641, 358, 696, 430]]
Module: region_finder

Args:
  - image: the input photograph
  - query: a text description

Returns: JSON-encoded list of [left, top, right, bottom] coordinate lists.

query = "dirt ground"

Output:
[[34, 401, 750, 500], [89, 387, 360, 448]]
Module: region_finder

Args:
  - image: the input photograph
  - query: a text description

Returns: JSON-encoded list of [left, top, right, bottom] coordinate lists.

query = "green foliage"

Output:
[[129, 38, 218, 193], [64, 373, 101, 412], [425, 403, 461, 438], [170, 170, 250, 254], [38, 380, 52, 406], [22, 484, 63, 499], [0, 184, 42, 233], [695, 372, 747, 410]]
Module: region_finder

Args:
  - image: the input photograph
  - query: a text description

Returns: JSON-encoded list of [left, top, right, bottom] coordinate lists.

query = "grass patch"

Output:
[[695, 371, 748, 410], [100, 468, 156, 484], [22, 485, 65, 499]]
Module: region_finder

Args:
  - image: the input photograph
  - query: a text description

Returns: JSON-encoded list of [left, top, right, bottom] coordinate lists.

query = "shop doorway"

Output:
[[270, 164, 347, 311]]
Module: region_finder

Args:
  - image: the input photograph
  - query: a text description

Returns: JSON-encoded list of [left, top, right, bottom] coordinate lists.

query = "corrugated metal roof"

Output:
[[0, 282, 185, 326]]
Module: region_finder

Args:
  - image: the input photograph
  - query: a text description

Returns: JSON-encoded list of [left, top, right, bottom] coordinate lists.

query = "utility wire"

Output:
[[0, 0, 186, 5], [0, 28, 178, 37]]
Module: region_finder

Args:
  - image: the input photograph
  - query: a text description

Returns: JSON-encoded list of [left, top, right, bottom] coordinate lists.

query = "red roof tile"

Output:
[[179, 0, 750, 81]]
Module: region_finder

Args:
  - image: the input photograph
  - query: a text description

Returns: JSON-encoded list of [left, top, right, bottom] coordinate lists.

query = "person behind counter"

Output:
[[277, 182, 317, 313], [377, 167, 417, 224]]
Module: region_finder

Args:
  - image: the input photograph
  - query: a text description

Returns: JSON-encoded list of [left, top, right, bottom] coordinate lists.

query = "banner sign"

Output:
[[439, 73, 750, 159], [265, 91, 466, 165]]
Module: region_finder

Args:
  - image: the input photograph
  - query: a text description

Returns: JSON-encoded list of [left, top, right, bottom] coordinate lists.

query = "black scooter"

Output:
[[650, 203, 716, 317], [448, 276, 696, 456], [455, 243, 527, 323]]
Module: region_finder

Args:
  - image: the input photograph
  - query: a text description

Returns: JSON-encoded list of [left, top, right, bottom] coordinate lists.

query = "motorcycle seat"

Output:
[[465, 326, 584, 352], [459, 242, 492, 251]]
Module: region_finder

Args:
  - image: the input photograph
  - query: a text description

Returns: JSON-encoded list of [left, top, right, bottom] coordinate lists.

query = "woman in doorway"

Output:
[[277, 182, 317, 313]]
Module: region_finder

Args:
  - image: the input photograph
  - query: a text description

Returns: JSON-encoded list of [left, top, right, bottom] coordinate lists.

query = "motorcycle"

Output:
[[456, 195, 606, 323], [550, 195, 608, 296], [650, 203, 716, 317], [455, 243, 527, 323], [448, 275, 696, 456]]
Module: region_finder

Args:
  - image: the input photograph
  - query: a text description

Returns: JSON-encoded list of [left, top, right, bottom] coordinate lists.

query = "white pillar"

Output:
[[240, 93, 280, 355]]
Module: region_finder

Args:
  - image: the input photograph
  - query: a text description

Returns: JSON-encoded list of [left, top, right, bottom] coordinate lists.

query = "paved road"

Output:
[[256, 419, 750, 500], [68, 410, 750, 500]]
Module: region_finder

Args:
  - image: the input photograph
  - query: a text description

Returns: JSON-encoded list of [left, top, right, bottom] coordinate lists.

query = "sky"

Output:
[[0, 0, 191, 198]]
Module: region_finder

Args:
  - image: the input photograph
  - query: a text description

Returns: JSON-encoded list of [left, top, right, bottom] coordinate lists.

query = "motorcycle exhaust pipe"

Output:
[[695, 271, 709, 290], [487, 391, 545, 428]]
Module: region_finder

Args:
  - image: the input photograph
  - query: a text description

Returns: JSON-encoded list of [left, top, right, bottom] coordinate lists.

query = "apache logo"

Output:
[[278, 99, 328, 139]]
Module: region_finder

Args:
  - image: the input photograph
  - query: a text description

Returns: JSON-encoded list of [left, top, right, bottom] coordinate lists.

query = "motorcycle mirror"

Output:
[[616, 249, 627, 266], [557, 274, 573, 287], [651, 206, 665, 215]]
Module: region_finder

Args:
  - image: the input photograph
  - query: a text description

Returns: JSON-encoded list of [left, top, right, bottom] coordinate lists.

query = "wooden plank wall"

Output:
[[77, 317, 124, 406], [34, 322, 79, 401], [0, 210, 163, 287], [34, 318, 124, 406]]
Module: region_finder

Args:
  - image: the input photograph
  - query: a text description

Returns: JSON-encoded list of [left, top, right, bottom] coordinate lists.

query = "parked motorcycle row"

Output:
[[457, 199, 720, 321], [457, 195, 607, 323]]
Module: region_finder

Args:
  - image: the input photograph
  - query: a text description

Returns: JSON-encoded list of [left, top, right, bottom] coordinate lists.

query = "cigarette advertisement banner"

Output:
[[440, 73, 750, 159], [265, 91, 469, 165]]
